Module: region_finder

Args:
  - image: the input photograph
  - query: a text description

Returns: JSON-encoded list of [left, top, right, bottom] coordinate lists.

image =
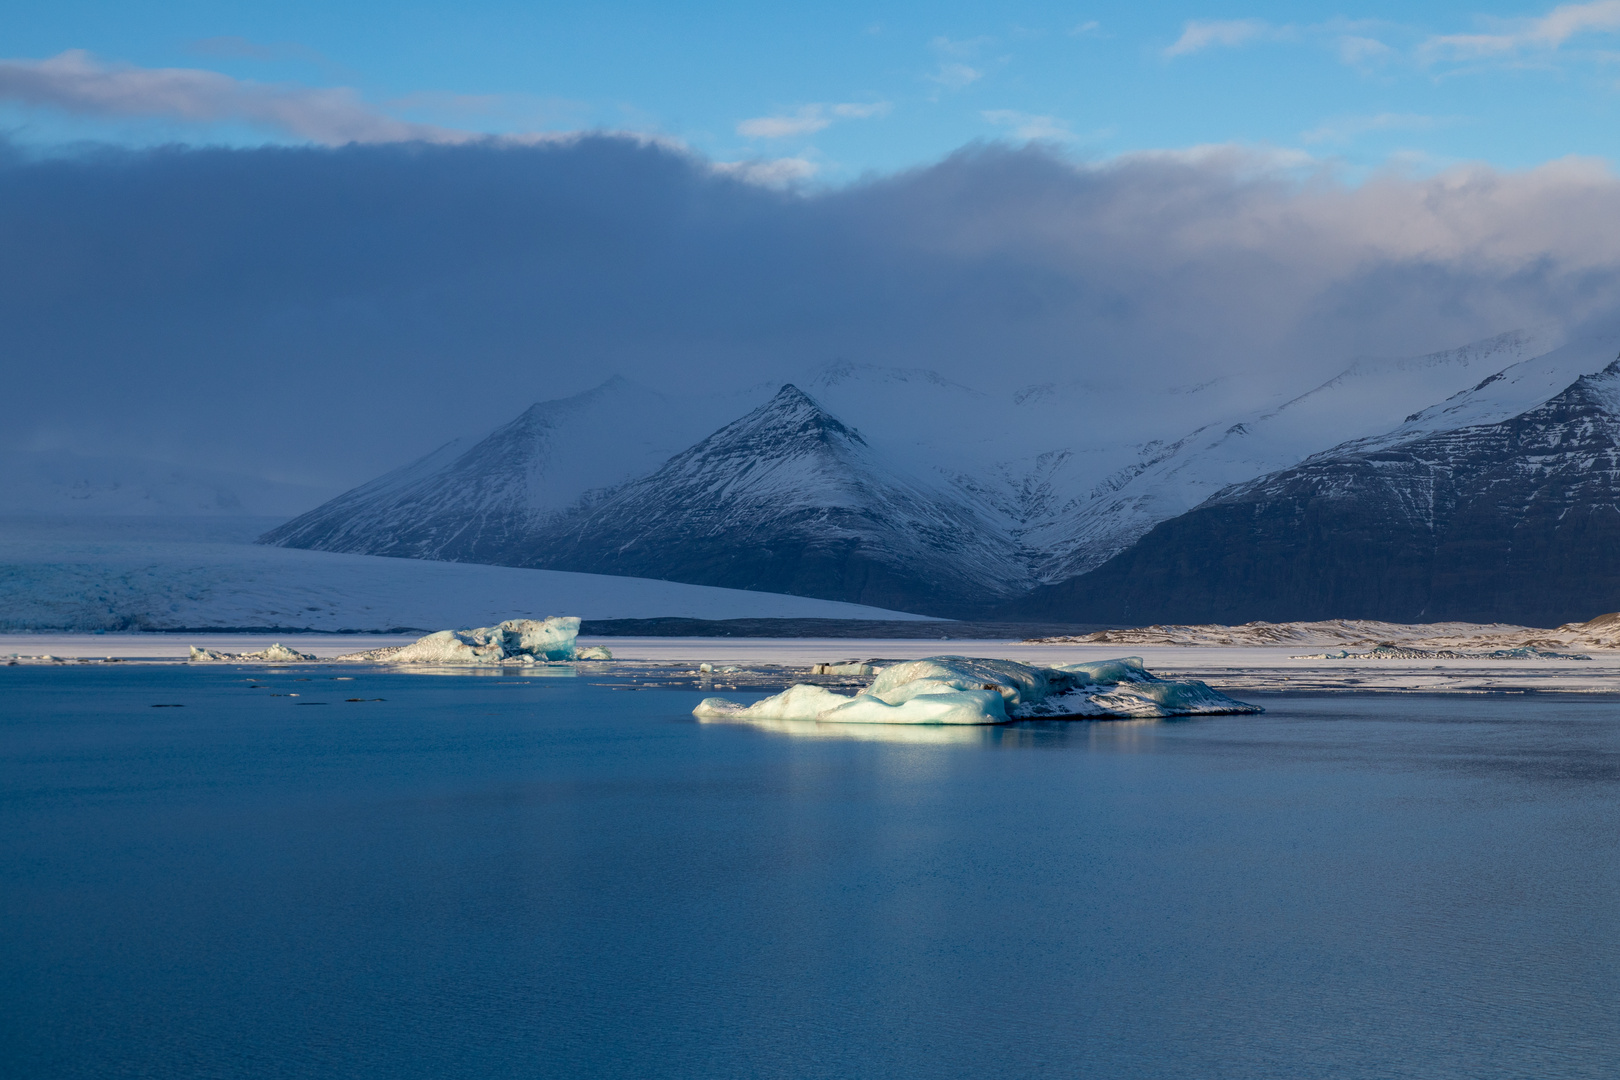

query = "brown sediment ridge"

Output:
[[1026, 612, 1620, 651]]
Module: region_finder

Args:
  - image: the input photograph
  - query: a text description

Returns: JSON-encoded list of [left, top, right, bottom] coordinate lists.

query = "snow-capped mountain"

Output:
[[260, 376, 728, 561], [511, 385, 1028, 616], [1010, 348, 1620, 626], [1016, 327, 1563, 581], [263, 324, 1614, 621]]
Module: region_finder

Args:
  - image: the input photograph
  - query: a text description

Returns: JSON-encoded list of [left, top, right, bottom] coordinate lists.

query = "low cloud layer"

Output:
[[3, 135, 1620, 495]]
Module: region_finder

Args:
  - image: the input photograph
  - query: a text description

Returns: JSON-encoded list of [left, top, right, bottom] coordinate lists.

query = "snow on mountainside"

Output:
[[1010, 347, 1620, 626], [260, 327, 1584, 616], [514, 385, 1029, 616], [1019, 327, 1564, 579], [261, 376, 730, 560]]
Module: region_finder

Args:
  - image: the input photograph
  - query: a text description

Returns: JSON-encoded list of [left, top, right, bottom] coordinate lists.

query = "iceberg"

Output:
[[337, 617, 591, 664], [189, 643, 318, 662], [694, 655, 1261, 726]]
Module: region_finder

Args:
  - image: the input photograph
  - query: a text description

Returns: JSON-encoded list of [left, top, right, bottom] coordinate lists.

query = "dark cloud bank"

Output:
[[4, 135, 1620, 495]]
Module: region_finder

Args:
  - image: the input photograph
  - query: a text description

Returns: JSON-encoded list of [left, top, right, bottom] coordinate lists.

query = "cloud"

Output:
[[2, 136, 1619, 498], [1422, 0, 1620, 60], [928, 62, 984, 89], [930, 36, 996, 57], [1336, 35, 1396, 65], [712, 156, 818, 184], [1069, 21, 1103, 38], [1164, 19, 1289, 57], [0, 50, 475, 144], [981, 110, 1071, 141], [1301, 113, 1446, 145], [736, 101, 890, 139]]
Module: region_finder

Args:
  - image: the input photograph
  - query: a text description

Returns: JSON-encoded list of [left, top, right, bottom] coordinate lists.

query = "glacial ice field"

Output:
[[0, 517, 931, 632]]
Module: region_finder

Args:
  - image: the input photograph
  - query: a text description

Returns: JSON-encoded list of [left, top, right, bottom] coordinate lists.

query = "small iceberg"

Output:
[[335, 617, 609, 664], [694, 655, 1261, 726], [189, 643, 318, 663]]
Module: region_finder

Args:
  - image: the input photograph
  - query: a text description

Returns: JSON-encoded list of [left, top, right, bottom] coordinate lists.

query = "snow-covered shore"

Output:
[[11, 634, 1620, 696]]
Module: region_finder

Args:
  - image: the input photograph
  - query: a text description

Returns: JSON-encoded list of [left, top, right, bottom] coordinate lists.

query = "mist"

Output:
[[4, 135, 1620, 499]]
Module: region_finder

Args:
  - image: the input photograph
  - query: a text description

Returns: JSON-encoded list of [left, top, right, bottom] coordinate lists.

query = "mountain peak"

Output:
[[721, 384, 866, 449]]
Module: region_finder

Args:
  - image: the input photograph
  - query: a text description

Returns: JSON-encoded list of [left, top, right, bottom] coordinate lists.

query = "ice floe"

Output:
[[177, 617, 612, 665], [335, 617, 609, 664], [189, 643, 318, 662], [693, 655, 1261, 726]]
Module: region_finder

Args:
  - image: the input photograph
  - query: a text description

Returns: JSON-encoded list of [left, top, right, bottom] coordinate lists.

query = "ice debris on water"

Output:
[[189, 643, 318, 662], [1290, 645, 1591, 660], [335, 617, 602, 664], [693, 655, 1261, 726]]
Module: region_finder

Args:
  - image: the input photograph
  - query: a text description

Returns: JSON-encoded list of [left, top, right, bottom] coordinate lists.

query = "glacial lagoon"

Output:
[[2, 663, 1618, 1078]]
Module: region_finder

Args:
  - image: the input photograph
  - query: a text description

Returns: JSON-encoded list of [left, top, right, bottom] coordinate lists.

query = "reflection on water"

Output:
[[386, 663, 579, 677], [697, 713, 993, 744], [697, 710, 1175, 747]]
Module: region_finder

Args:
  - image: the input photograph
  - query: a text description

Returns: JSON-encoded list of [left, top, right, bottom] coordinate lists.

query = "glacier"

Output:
[[0, 517, 934, 632], [693, 655, 1261, 726]]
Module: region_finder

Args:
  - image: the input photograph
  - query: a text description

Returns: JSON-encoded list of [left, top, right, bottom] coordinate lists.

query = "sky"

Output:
[[10, 1, 1620, 179], [8, 1, 1620, 505]]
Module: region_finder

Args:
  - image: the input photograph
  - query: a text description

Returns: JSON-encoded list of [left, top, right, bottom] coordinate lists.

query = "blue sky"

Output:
[[9, 1, 1620, 180]]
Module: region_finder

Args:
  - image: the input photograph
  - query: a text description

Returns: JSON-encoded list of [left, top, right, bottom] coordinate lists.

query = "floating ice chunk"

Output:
[[502, 617, 582, 660], [695, 684, 853, 720], [820, 687, 1008, 725], [694, 655, 1260, 727], [810, 661, 882, 675], [864, 656, 1058, 708], [337, 616, 584, 663], [1049, 656, 1153, 684], [189, 642, 318, 662], [574, 645, 613, 660], [1023, 677, 1258, 718]]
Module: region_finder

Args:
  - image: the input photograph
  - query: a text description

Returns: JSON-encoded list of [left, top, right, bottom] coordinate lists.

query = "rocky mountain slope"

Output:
[[510, 385, 1028, 616], [1009, 355, 1620, 626], [260, 377, 723, 561]]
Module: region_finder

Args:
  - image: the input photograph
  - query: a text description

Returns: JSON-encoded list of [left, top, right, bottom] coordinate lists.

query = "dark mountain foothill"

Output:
[[1008, 360, 1620, 626]]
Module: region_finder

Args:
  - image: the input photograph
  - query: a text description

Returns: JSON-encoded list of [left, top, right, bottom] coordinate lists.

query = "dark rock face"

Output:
[[1008, 361, 1620, 626], [513, 386, 1025, 616]]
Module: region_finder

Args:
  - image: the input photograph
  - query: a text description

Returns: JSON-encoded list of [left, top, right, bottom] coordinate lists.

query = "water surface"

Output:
[[1, 665, 1617, 1078]]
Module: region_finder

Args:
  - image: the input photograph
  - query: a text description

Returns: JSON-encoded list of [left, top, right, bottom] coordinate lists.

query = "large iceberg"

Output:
[[335, 617, 609, 663], [694, 655, 1260, 725]]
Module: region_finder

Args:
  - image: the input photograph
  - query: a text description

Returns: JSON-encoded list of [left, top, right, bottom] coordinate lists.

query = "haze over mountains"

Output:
[[263, 320, 1620, 624]]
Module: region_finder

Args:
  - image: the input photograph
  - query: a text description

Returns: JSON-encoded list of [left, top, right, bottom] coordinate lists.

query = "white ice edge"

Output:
[[693, 655, 1262, 725]]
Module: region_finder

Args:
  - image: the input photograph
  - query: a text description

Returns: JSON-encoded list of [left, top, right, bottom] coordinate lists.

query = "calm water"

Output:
[[1, 665, 1617, 1079]]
